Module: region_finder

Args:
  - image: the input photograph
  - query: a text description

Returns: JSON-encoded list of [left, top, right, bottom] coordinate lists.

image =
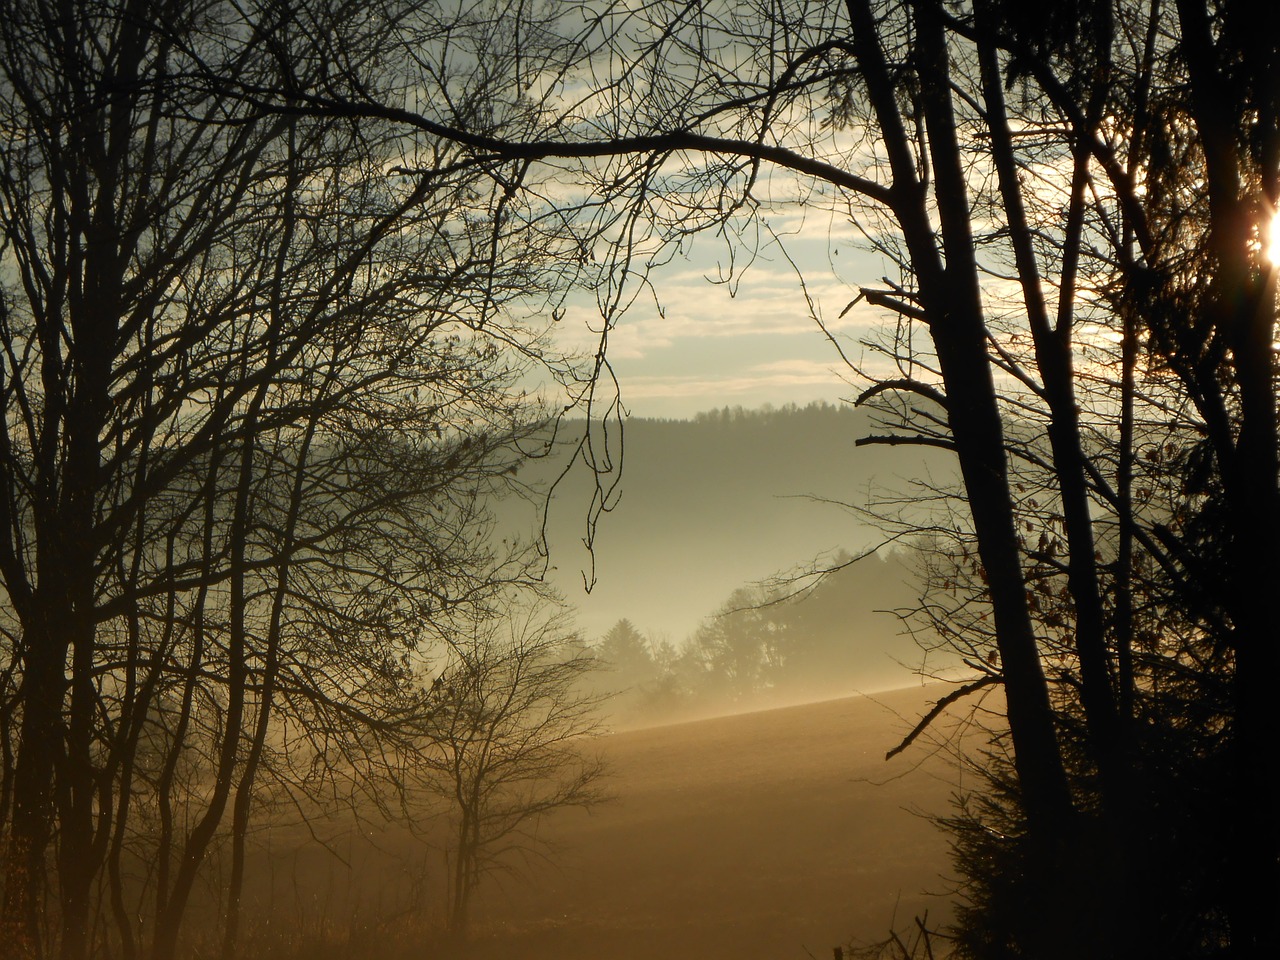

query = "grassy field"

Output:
[[237, 685, 980, 960]]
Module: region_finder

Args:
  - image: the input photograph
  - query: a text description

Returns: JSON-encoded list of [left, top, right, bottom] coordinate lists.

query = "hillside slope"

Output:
[[236, 687, 980, 960], [502, 404, 951, 687], [460, 684, 974, 960]]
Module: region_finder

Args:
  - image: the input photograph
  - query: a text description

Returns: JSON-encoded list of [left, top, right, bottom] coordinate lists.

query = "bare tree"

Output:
[[418, 600, 607, 939], [2, 0, 1262, 955], [0, 2, 593, 958]]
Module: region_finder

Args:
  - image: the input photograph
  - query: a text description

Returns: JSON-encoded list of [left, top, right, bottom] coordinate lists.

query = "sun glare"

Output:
[[1268, 210, 1280, 267]]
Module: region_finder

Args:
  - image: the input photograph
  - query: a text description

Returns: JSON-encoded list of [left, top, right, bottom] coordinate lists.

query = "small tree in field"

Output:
[[420, 603, 607, 938]]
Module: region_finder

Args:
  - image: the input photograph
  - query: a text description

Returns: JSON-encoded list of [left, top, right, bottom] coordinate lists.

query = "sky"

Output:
[[518, 180, 932, 650], [550, 198, 900, 420]]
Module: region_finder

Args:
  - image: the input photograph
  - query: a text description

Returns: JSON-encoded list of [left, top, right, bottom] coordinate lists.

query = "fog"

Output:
[[500, 403, 957, 726], [226, 686, 975, 960]]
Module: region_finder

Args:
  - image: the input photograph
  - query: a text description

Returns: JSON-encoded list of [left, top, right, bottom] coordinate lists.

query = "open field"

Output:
[[239, 685, 983, 960]]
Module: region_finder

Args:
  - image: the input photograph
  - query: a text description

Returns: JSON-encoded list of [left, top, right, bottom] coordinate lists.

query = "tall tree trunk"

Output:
[[221, 412, 317, 960], [905, 0, 1079, 842], [974, 4, 1127, 793], [151, 432, 258, 960], [2, 618, 64, 959]]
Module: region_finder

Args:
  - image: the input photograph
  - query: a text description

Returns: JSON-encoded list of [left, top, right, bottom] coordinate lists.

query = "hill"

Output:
[[503, 403, 953, 692]]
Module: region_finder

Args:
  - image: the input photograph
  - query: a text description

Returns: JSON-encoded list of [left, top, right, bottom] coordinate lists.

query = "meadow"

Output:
[[233, 685, 978, 960]]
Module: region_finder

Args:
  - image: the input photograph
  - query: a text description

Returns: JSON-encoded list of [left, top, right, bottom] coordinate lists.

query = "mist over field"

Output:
[[496, 403, 956, 726], [228, 685, 977, 960], [532, 404, 944, 639], [210, 404, 969, 960]]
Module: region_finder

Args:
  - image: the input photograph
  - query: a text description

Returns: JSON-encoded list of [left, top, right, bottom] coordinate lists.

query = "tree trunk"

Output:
[[904, 0, 1078, 842], [2, 620, 64, 959], [1173, 2, 1280, 951]]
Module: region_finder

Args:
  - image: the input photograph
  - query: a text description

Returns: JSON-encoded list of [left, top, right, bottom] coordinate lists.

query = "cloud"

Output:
[[550, 258, 889, 360], [616, 358, 851, 400], [537, 210, 918, 418]]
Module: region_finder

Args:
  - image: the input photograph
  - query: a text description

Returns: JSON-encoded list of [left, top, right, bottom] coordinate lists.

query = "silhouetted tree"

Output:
[[419, 602, 607, 938], [685, 587, 790, 702], [597, 618, 656, 683], [0, 3, 590, 958]]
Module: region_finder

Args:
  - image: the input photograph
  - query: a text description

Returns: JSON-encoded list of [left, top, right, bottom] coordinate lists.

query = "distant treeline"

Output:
[[523, 400, 950, 648], [578, 551, 931, 726]]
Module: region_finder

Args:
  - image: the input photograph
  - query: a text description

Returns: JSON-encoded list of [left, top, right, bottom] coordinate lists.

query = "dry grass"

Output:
[[226, 684, 974, 960]]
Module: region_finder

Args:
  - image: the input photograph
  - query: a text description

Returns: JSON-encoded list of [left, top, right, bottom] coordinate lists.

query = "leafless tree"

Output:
[[5, 1, 1269, 956], [417, 600, 607, 939], [0, 3, 597, 958]]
